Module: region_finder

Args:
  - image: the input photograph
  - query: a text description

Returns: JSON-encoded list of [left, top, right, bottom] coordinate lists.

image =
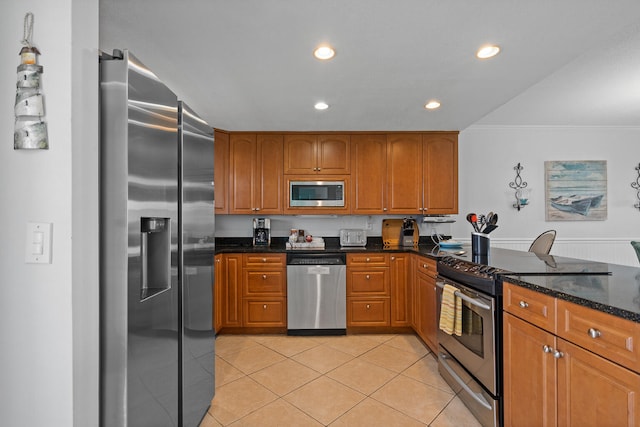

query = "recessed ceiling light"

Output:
[[424, 100, 441, 110], [476, 45, 501, 59], [314, 102, 329, 110], [313, 45, 335, 60]]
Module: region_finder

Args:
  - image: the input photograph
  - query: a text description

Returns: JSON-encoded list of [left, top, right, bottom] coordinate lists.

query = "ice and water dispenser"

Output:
[[140, 217, 171, 301]]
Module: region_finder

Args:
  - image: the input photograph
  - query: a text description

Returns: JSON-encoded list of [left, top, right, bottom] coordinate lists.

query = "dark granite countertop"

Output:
[[215, 237, 640, 322], [502, 265, 640, 323], [215, 236, 451, 258]]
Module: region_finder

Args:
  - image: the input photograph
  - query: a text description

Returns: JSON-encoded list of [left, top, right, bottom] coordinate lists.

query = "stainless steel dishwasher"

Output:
[[286, 252, 346, 335]]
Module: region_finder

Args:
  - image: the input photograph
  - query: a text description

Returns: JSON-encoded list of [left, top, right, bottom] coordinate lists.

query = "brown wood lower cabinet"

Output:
[[503, 281, 640, 426], [412, 254, 438, 352], [241, 253, 286, 328], [390, 254, 411, 327], [346, 253, 390, 327], [216, 253, 286, 331], [243, 299, 286, 327], [348, 298, 390, 326], [218, 253, 242, 328]]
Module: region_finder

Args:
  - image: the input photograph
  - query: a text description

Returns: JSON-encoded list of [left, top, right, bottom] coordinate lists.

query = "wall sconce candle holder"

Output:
[[632, 163, 640, 210], [509, 162, 529, 211]]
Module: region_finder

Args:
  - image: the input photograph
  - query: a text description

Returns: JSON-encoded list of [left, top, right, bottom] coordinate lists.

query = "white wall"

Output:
[[455, 126, 640, 265], [0, 1, 99, 426]]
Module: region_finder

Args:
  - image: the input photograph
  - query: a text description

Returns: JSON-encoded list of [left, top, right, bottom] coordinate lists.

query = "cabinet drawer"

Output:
[[503, 282, 556, 333], [244, 271, 286, 296], [348, 298, 390, 326], [415, 256, 436, 278], [243, 253, 285, 268], [557, 299, 640, 373], [243, 299, 286, 327], [347, 253, 389, 267], [347, 269, 390, 295]]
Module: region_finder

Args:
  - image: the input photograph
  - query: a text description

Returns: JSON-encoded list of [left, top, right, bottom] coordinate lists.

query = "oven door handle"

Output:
[[436, 281, 491, 311], [438, 352, 493, 410]]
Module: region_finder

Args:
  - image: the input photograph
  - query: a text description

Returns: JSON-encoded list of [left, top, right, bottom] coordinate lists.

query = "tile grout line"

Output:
[[212, 334, 461, 426]]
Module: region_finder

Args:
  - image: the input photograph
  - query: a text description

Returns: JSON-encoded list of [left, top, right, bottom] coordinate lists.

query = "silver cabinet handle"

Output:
[[423, 264, 428, 269], [519, 301, 529, 308], [263, 304, 267, 309], [262, 258, 267, 262], [262, 274, 267, 279], [391, 256, 395, 261], [366, 304, 370, 309], [438, 352, 492, 410], [553, 350, 564, 359], [588, 328, 601, 339], [366, 257, 370, 262], [366, 274, 370, 280], [542, 345, 554, 353], [383, 207, 388, 211]]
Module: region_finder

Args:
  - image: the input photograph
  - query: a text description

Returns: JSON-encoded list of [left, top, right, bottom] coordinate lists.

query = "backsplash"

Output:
[[215, 214, 454, 240]]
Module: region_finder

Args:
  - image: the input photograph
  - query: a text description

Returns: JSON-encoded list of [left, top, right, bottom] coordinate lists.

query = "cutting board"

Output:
[[382, 219, 403, 246]]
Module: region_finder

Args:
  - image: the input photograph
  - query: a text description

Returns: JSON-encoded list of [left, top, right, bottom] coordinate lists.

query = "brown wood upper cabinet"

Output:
[[213, 130, 229, 214], [229, 133, 283, 214], [351, 132, 458, 215], [284, 134, 350, 174], [350, 134, 387, 214]]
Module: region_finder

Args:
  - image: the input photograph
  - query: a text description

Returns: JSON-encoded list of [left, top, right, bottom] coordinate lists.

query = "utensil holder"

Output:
[[471, 232, 490, 256]]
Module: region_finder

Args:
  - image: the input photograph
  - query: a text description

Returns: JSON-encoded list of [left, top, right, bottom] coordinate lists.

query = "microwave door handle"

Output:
[[438, 352, 493, 411], [435, 281, 491, 311]]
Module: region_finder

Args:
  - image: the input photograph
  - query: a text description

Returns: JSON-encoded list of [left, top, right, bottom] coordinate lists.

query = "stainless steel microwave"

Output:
[[289, 180, 345, 207]]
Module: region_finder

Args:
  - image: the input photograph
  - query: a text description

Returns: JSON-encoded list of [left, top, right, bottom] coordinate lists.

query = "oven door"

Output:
[[436, 276, 497, 395]]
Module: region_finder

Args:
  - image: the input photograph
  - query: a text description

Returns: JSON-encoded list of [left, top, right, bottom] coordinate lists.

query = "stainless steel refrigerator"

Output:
[[99, 49, 215, 427]]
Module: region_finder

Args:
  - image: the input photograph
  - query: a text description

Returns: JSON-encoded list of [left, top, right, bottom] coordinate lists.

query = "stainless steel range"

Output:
[[436, 256, 504, 427]]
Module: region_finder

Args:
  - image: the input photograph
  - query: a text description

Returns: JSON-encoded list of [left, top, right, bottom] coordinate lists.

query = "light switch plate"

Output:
[[25, 222, 52, 264]]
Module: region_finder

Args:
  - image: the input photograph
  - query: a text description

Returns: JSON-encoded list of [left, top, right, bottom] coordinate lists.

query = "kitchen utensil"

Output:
[[483, 224, 499, 234], [466, 213, 474, 226], [486, 212, 494, 227], [470, 213, 479, 232], [488, 212, 498, 225]]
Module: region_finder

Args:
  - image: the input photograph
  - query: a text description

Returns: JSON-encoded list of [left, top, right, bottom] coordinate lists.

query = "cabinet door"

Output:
[[347, 269, 389, 295], [213, 130, 229, 214], [557, 339, 640, 427], [243, 299, 286, 327], [415, 271, 437, 352], [386, 134, 423, 214], [350, 134, 387, 214], [422, 133, 458, 214], [503, 313, 557, 427], [348, 298, 390, 327], [390, 254, 411, 327], [222, 254, 243, 327], [283, 134, 316, 174], [255, 134, 283, 214], [229, 133, 256, 213], [214, 254, 223, 333], [317, 134, 350, 174]]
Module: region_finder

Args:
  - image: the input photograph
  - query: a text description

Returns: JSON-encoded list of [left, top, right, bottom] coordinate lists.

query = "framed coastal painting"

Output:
[[545, 160, 607, 221]]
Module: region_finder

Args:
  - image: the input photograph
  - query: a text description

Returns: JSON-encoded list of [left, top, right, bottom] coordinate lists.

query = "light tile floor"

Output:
[[200, 333, 481, 427]]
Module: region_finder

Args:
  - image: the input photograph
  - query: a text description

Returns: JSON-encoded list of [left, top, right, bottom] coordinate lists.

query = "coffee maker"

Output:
[[253, 218, 271, 246]]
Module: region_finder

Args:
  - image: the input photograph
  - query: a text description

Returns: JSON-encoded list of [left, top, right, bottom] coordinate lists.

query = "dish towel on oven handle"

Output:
[[438, 284, 463, 336]]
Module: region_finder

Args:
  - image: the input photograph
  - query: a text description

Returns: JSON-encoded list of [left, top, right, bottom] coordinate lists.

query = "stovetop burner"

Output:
[[437, 256, 507, 296]]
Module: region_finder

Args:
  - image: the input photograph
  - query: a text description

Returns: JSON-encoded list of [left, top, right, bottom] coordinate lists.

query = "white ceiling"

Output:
[[99, 0, 640, 131]]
